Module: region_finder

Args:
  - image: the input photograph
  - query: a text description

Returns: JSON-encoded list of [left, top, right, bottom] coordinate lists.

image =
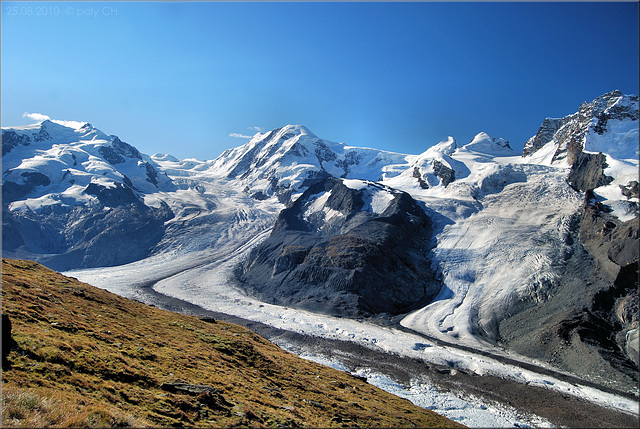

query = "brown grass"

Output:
[[2, 258, 464, 428]]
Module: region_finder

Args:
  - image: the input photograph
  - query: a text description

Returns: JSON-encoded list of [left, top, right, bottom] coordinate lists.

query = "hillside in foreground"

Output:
[[1, 258, 462, 428]]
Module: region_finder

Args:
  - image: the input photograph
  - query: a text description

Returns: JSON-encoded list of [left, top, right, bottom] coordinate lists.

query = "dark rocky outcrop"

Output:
[[111, 137, 143, 160], [236, 177, 441, 317], [522, 117, 569, 157], [2, 131, 31, 156], [84, 182, 139, 206], [620, 181, 639, 200], [432, 160, 455, 187], [144, 162, 159, 186], [567, 152, 614, 192], [2, 313, 14, 368], [98, 145, 127, 165], [579, 191, 639, 267], [412, 167, 429, 189], [2, 172, 52, 203], [2, 197, 174, 271]]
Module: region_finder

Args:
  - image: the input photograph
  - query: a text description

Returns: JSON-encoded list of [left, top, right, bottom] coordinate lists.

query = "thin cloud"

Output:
[[248, 126, 263, 132], [229, 132, 252, 139], [23, 112, 50, 122]]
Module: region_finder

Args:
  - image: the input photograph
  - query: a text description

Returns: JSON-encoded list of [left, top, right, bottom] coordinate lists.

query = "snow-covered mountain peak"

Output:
[[279, 124, 316, 138], [46, 118, 92, 131], [584, 92, 639, 160], [207, 124, 409, 202], [209, 124, 323, 179], [2, 119, 113, 155], [520, 91, 638, 221], [152, 153, 180, 163], [461, 132, 513, 155], [581, 89, 637, 118], [426, 136, 458, 157], [2, 118, 173, 209], [245, 124, 317, 146], [522, 91, 638, 165]]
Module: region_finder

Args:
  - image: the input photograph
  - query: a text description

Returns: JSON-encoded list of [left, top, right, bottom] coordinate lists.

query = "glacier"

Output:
[[3, 91, 639, 426]]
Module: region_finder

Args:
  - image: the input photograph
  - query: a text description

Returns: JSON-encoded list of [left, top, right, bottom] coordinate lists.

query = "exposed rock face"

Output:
[[522, 117, 569, 157], [1, 172, 51, 202], [2, 130, 32, 156], [2, 195, 173, 271], [499, 91, 639, 393], [412, 167, 429, 189], [620, 181, 639, 200], [236, 177, 441, 317], [522, 90, 639, 165], [432, 160, 455, 187], [566, 152, 614, 192], [580, 191, 639, 267]]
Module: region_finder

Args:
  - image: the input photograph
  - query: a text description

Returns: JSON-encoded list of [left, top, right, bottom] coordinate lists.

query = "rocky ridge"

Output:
[[522, 90, 639, 164], [499, 90, 639, 388], [237, 176, 441, 316]]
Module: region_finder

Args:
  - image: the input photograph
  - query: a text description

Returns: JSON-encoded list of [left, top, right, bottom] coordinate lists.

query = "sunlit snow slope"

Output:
[[388, 135, 582, 350]]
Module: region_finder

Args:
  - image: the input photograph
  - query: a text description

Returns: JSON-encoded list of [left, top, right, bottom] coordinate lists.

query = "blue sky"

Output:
[[2, 1, 638, 160]]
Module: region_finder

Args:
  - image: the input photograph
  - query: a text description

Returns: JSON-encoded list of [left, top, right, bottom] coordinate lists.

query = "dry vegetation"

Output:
[[1, 258, 463, 428]]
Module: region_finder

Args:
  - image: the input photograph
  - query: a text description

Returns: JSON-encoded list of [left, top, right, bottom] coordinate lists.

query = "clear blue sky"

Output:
[[2, 1, 638, 160]]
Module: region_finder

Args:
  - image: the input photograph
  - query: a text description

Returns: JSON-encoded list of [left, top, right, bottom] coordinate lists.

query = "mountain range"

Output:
[[2, 90, 638, 398]]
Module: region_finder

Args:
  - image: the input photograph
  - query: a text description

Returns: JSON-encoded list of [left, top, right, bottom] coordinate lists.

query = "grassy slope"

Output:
[[1, 258, 462, 428]]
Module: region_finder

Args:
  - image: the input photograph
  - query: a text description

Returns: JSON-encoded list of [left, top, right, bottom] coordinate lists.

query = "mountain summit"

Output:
[[462, 132, 513, 155], [209, 124, 408, 202], [523, 90, 639, 164]]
